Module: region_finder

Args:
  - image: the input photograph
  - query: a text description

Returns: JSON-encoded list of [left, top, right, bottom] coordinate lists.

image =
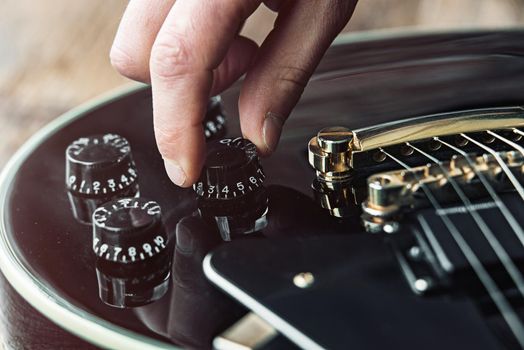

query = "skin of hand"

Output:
[[110, 0, 358, 187]]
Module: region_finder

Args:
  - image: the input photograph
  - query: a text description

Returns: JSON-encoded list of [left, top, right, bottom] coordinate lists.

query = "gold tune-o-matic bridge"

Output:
[[308, 107, 524, 224]]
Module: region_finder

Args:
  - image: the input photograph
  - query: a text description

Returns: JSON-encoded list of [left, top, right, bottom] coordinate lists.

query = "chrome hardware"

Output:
[[317, 126, 353, 154], [293, 272, 315, 289], [362, 150, 524, 224], [383, 222, 400, 234], [413, 277, 434, 294], [309, 126, 355, 217], [348, 107, 524, 163], [308, 126, 353, 183], [309, 107, 524, 174], [308, 107, 524, 220], [393, 239, 440, 296]]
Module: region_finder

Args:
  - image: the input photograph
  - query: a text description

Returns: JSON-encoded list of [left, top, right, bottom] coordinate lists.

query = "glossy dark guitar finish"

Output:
[[1, 29, 524, 349], [208, 195, 524, 349]]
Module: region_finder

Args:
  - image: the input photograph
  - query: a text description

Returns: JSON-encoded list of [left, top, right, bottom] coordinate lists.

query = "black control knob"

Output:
[[92, 197, 171, 308], [65, 134, 139, 224], [92, 197, 167, 263], [194, 137, 268, 241], [203, 96, 227, 139]]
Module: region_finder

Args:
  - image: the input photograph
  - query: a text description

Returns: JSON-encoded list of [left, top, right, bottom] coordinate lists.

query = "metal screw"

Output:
[[414, 277, 433, 294], [293, 272, 315, 289], [383, 222, 399, 234], [408, 246, 423, 261]]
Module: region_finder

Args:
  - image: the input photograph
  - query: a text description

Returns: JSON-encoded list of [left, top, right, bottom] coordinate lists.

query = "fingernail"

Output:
[[164, 159, 186, 186], [263, 112, 284, 153]]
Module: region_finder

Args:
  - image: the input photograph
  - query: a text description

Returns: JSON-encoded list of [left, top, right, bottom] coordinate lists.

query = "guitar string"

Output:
[[461, 133, 524, 202], [435, 137, 524, 248], [407, 142, 524, 299], [379, 148, 524, 347], [488, 130, 524, 156]]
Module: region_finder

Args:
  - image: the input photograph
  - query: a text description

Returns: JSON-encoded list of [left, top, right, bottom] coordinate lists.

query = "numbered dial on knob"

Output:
[[193, 137, 268, 241], [92, 198, 167, 264], [194, 137, 265, 199], [65, 134, 139, 224], [66, 134, 138, 196]]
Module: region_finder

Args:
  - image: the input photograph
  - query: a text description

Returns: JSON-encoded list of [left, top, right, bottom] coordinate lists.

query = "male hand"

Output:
[[110, 0, 357, 186]]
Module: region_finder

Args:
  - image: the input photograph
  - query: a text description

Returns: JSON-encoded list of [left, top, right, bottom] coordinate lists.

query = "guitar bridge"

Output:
[[308, 106, 524, 223], [362, 150, 524, 231]]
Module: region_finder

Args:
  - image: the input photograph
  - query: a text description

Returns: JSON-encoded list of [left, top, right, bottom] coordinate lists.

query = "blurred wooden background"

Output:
[[0, 0, 523, 167]]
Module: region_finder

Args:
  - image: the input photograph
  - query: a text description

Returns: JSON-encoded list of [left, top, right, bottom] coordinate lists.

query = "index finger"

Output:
[[150, 0, 261, 187]]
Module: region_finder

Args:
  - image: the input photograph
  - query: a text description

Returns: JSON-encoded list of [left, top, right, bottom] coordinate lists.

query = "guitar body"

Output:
[[1, 29, 524, 349], [0, 273, 98, 349]]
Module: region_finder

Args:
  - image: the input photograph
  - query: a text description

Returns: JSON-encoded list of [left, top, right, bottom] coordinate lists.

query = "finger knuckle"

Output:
[[208, 0, 258, 23], [110, 44, 142, 80], [275, 64, 310, 94], [150, 34, 193, 80]]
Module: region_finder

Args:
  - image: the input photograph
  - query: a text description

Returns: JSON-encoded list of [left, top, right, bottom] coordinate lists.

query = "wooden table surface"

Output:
[[0, 0, 522, 168]]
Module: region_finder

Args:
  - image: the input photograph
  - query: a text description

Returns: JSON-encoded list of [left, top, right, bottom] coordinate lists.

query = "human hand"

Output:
[[110, 0, 357, 187]]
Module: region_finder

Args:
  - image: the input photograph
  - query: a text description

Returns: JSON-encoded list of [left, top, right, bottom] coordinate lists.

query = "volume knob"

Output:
[[66, 134, 139, 224], [92, 198, 171, 308], [194, 137, 268, 241], [92, 197, 167, 263]]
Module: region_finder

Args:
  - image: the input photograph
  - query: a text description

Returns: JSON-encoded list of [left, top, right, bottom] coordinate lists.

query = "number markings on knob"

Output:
[[92, 234, 167, 263], [92, 198, 167, 263], [66, 134, 139, 197], [69, 169, 138, 195], [198, 174, 265, 200]]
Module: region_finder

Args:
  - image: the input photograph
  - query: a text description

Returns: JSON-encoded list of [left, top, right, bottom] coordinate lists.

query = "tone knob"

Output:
[[193, 137, 268, 241], [92, 198, 167, 262], [65, 134, 139, 224], [92, 198, 170, 308]]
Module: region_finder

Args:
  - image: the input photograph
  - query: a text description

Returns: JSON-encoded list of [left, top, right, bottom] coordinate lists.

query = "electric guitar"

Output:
[[1, 29, 524, 349]]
